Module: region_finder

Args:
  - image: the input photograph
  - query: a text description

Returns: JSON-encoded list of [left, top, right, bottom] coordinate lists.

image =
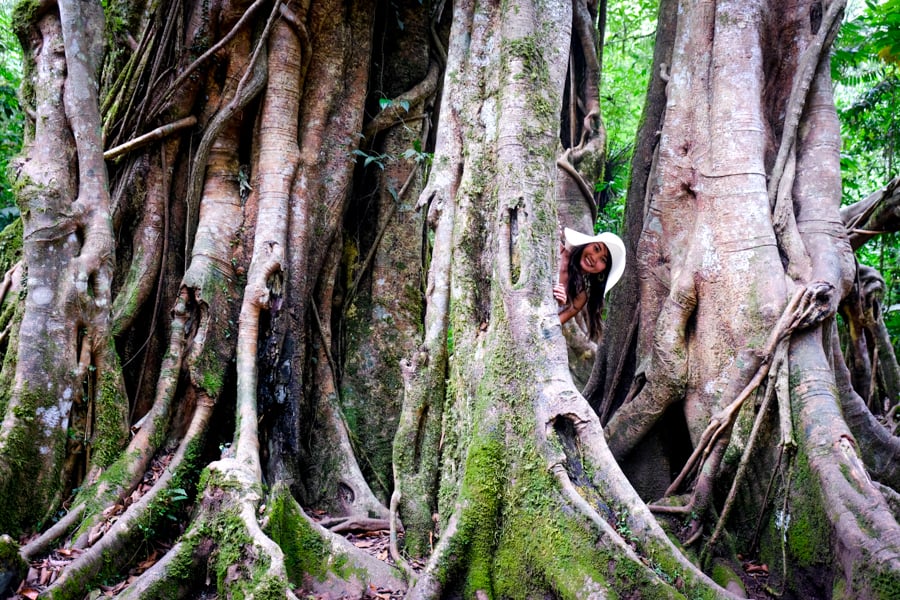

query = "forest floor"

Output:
[[8, 448, 782, 600]]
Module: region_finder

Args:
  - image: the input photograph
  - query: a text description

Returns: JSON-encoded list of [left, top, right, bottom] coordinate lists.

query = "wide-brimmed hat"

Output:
[[564, 227, 627, 294]]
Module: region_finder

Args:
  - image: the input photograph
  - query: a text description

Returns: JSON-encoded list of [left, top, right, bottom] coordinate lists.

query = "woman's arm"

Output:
[[557, 291, 586, 325]]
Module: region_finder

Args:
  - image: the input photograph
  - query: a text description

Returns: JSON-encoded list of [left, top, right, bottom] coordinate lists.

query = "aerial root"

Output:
[[103, 116, 198, 161], [702, 343, 787, 560], [658, 284, 823, 513], [363, 62, 440, 140], [149, 0, 271, 117]]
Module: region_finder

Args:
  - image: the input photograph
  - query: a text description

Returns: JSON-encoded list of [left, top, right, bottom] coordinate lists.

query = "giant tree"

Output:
[[0, 0, 899, 599]]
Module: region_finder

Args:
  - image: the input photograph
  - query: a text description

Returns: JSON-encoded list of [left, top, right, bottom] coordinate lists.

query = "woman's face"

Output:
[[579, 242, 609, 274]]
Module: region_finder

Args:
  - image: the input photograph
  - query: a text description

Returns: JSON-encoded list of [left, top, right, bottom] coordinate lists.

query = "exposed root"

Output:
[[832, 324, 900, 491], [404, 509, 460, 600], [545, 406, 745, 599], [41, 392, 214, 597], [113, 540, 188, 599], [20, 505, 86, 561], [791, 328, 900, 597], [318, 516, 392, 534], [20, 290, 190, 557]]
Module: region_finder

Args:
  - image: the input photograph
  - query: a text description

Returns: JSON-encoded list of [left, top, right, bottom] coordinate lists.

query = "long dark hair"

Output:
[[565, 244, 610, 340]]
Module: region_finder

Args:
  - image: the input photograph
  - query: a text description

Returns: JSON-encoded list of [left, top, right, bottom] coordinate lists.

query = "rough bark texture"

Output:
[[0, 0, 898, 599]]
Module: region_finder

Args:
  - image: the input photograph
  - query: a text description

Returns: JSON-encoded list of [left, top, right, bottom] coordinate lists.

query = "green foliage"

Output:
[[834, 0, 900, 350], [601, 0, 658, 152], [598, 0, 658, 234], [0, 0, 23, 223], [833, 1, 900, 204]]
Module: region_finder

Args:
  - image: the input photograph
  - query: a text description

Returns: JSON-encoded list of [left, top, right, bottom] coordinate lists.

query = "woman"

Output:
[[553, 227, 626, 339]]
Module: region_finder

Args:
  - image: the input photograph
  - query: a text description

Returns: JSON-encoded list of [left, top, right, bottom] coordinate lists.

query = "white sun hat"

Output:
[[563, 227, 627, 294]]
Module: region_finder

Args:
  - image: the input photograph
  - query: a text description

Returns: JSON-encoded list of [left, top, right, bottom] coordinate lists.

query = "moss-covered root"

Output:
[[0, 534, 27, 597], [116, 458, 299, 600], [20, 504, 86, 560], [40, 396, 213, 599], [22, 294, 189, 559], [115, 470, 296, 599], [405, 433, 506, 600], [264, 483, 406, 596], [792, 331, 900, 599], [542, 401, 744, 599]]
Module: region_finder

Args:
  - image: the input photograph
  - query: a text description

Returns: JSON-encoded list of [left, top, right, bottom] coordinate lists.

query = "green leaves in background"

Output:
[[833, 0, 900, 353], [0, 0, 22, 227]]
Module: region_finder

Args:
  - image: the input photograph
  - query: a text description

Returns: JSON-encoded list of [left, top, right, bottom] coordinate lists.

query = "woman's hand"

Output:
[[553, 283, 568, 305]]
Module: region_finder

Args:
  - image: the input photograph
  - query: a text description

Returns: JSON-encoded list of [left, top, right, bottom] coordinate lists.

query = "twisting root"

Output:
[[44, 391, 216, 595], [556, 149, 597, 219], [550, 462, 644, 563], [648, 283, 838, 546], [148, 0, 270, 118], [362, 63, 440, 140], [660, 283, 827, 501], [766, 0, 846, 210], [183, 1, 276, 260], [702, 342, 786, 561], [389, 488, 415, 579], [21, 289, 190, 558]]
